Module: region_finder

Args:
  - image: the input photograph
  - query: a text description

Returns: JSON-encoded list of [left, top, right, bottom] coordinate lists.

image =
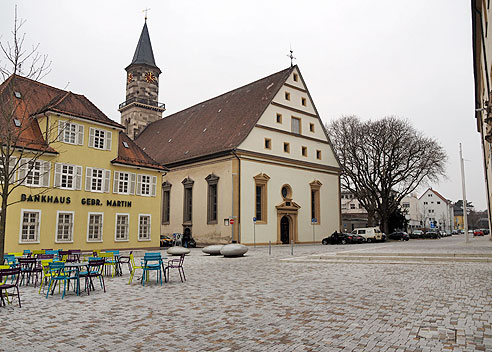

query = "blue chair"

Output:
[[141, 253, 164, 286], [79, 258, 105, 295], [4, 255, 17, 267], [23, 250, 31, 257], [45, 262, 73, 299], [45, 250, 60, 259]]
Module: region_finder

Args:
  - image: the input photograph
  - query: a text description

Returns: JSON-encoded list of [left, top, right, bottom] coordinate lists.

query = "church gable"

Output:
[[237, 67, 339, 169]]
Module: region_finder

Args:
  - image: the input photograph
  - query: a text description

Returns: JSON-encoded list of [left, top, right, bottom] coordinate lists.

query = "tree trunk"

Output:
[[0, 193, 8, 264]]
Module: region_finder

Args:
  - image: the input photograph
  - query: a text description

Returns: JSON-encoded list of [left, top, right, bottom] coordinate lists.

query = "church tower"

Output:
[[119, 20, 165, 140]]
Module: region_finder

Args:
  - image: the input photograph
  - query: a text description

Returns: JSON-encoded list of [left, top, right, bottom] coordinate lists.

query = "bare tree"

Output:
[[327, 116, 447, 234], [0, 8, 53, 263]]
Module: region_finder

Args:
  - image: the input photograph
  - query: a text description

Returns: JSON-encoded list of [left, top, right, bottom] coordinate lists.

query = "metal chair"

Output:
[[0, 267, 21, 307], [164, 254, 186, 283]]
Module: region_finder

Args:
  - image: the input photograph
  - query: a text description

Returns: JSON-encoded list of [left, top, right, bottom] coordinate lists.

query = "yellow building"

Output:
[[1, 75, 166, 252]]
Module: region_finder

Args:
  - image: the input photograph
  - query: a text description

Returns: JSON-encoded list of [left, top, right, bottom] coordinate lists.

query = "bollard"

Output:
[[268, 241, 271, 255], [290, 239, 293, 256]]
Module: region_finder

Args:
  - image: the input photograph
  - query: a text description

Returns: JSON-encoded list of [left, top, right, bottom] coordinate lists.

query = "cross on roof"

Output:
[[287, 48, 296, 67], [143, 7, 151, 21]]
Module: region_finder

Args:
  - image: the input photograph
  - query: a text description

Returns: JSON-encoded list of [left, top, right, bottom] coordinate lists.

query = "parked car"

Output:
[[482, 229, 490, 235], [351, 227, 383, 243], [473, 229, 484, 236], [388, 231, 409, 241], [160, 234, 174, 247], [410, 230, 423, 239], [424, 230, 440, 239], [322, 232, 358, 245]]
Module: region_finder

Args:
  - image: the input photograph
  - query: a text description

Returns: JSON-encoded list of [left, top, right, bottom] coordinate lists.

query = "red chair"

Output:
[[0, 267, 21, 307], [164, 254, 186, 283]]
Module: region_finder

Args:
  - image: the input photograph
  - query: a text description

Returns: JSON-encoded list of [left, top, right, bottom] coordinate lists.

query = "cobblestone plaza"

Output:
[[1, 236, 492, 351]]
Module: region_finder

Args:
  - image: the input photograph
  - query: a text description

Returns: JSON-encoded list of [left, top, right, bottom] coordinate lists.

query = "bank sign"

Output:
[[20, 194, 132, 207]]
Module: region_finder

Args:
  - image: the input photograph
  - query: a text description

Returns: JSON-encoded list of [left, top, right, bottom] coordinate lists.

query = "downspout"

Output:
[[232, 149, 241, 243]]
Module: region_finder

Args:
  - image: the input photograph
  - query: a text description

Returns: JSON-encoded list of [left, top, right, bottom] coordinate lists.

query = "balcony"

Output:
[[118, 97, 165, 111]]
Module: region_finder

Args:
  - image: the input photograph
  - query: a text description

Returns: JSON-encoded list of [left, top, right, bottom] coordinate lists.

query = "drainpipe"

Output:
[[232, 150, 241, 243]]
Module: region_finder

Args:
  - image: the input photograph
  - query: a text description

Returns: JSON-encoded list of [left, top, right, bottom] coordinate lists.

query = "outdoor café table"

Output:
[[64, 262, 89, 296]]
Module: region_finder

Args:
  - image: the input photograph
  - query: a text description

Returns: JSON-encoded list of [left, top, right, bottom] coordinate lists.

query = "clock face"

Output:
[[127, 73, 133, 84], [145, 72, 156, 83]]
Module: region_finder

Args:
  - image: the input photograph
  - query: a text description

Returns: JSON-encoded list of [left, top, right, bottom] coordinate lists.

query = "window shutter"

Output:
[[54, 163, 62, 188], [105, 131, 112, 151], [85, 167, 92, 191], [151, 176, 157, 197], [77, 124, 84, 145], [136, 174, 142, 196], [104, 169, 111, 193], [41, 161, 50, 187], [18, 158, 27, 183], [130, 173, 136, 195], [113, 171, 119, 193], [75, 165, 82, 190], [58, 121, 65, 142], [89, 128, 95, 148], [8, 157, 16, 183]]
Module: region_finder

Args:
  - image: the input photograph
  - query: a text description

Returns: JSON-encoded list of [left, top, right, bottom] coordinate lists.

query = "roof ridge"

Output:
[[143, 66, 293, 132]]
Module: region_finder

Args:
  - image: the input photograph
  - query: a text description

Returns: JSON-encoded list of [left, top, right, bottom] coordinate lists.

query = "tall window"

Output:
[[138, 215, 151, 240], [182, 177, 194, 224], [19, 159, 50, 187], [54, 163, 82, 190], [115, 214, 129, 241], [113, 171, 136, 195], [56, 212, 74, 242], [291, 117, 301, 134], [20, 210, 40, 243], [89, 127, 112, 150], [206, 174, 219, 224], [88, 213, 103, 241], [58, 121, 84, 145], [310, 180, 322, 224], [254, 173, 270, 223], [162, 181, 171, 225]]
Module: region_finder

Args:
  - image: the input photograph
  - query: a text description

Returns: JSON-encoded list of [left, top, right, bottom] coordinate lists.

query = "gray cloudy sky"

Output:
[[0, 1, 483, 209]]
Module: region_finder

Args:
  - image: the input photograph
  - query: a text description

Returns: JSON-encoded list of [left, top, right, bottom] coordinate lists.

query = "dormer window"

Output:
[[13, 118, 21, 127]]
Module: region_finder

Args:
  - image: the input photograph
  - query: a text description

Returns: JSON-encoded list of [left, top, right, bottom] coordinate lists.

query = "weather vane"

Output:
[[143, 7, 151, 21], [287, 47, 296, 67]]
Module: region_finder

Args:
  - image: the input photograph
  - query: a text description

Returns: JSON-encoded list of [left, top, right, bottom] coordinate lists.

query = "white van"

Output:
[[351, 227, 383, 242]]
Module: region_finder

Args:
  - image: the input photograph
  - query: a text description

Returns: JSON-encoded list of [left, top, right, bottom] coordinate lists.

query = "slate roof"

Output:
[[127, 22, 159, 71], [112, 132, 167, 171], [136, 66, 295, 165]]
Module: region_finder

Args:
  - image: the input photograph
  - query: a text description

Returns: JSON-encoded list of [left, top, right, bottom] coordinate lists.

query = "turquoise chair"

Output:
[[141, 253, 163, 286], [45, 262, 75, 299]]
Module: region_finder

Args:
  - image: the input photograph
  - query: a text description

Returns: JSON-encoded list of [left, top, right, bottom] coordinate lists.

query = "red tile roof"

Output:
[[136, 66, 295, 165], [419, 188, 450, 203], [112, 132, 167, 171]]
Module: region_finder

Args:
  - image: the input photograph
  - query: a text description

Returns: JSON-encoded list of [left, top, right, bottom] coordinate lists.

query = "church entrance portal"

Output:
[[280, 216, 290, 244]]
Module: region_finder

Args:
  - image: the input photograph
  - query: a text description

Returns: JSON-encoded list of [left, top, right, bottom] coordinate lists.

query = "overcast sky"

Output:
[[0, 1, 483, 209]]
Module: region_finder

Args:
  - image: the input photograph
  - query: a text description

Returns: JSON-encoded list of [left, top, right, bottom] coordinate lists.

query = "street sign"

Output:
[[230, 219, 235, 225], [430, 221, 435, 228], [312, 218, 317, 223], [253, 217, 257, 223]]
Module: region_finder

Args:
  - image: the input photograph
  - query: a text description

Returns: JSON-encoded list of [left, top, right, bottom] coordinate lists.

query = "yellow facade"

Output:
[[5, 113, 162, 252]]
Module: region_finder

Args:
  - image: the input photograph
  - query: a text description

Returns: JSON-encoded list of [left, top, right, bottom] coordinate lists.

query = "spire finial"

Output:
[[287, 46, 296, 67], [143, 7, 151, 22]]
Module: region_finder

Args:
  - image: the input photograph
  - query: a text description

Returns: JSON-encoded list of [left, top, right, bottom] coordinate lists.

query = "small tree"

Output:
[[327, 116, 447, 234], [0, 9, 52, 263]]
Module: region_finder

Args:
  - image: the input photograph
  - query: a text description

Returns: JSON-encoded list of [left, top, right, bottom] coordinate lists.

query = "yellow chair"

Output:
[[100, 253, 116, 277], [128, 253, 145, 284], [31, 250, 46, 257], [38, 259, 54, 294], [7, 252, 23, 257]]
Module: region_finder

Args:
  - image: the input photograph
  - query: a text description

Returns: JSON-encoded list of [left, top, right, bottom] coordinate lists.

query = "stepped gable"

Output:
[[112, 132, 167, 171], [136, 66, 294, 165]]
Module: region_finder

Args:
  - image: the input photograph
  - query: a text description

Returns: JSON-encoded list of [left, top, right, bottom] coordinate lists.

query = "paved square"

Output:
[[1, 236, 492, 351]]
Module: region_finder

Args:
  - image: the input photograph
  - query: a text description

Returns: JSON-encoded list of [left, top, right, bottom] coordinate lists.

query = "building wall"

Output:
[[5, 113, 162, 252], [239, 158, 340, 244], [418, 189, 453, 232], [160, 157, 234, 245]]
